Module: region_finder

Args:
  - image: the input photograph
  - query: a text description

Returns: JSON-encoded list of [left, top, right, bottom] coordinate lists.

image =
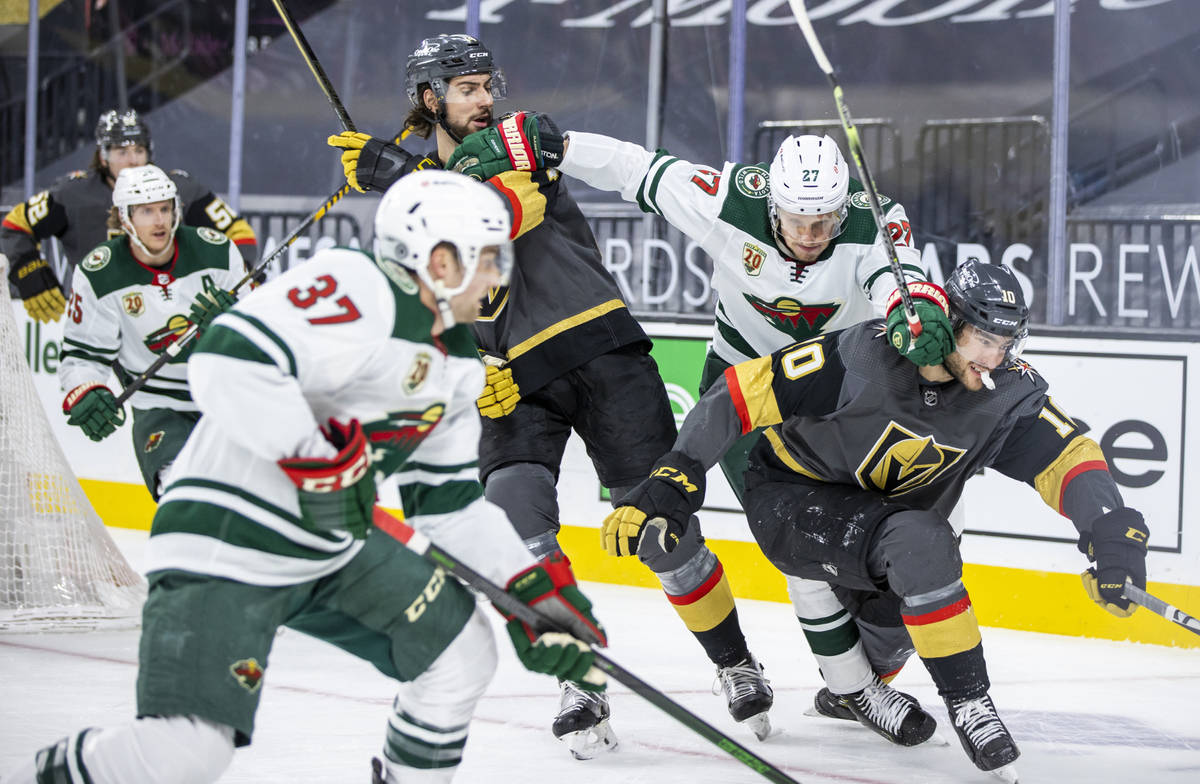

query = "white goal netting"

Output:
[[1, 256, 145, 631]]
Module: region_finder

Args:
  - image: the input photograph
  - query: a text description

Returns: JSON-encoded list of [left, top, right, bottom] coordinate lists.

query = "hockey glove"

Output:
[[447, 111, 564, 181], [326, 131, 412, 193], [601, 450, 706, 557], [476, 356, 520, 419], [1079, 507, 1149, 617], [8, 256, 66, 323], [504, 552, 607, 690], [63, 383, 126, 441], [279, 418, 375, 539], [187, 279, 236, 332], [885, 281, 955, 367]]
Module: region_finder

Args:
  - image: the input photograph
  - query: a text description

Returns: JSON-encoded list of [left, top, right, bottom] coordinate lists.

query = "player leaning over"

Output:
[[4, 170, 607, 784], [449, 122, 955, 738], [58, 164, 244, 499], [328, 34, 772, 753], [599, 258, 1150, 782], [2, 108, 257, 323]]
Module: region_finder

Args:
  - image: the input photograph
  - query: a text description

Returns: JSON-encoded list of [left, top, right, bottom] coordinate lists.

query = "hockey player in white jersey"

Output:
[[7, 170, 607, 784], [58, 163, 243, 499], [449, 126, 957, 744]]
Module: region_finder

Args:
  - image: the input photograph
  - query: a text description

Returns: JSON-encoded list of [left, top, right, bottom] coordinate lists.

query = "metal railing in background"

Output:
[[915, 116, 1050, 253], [1, 0, 192, 189]]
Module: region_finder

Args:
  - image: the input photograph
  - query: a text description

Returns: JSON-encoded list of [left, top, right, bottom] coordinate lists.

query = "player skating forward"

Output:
[[2, 108, 257, 323], [58, 164, 244, 499], [5, 170, 606, 784], [450, 122, 957, 741], [328, 34, 772, 753], [598, 259, 1150, 782]]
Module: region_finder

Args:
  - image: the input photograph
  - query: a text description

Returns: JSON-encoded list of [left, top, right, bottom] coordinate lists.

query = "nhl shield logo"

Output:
[[230, 658, 264, 692], [735, 166, 769, 198], [404, 352, 433, 394], [122, 292, 145, 316]]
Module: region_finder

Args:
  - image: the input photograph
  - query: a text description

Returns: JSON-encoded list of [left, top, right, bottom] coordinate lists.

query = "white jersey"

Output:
[[58, 226, 244, 410], [147, 247, 536, 588], [559, 132, 926, 364]]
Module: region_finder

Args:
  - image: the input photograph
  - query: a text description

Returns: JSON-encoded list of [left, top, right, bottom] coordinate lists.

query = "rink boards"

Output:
[[13, 305, 1199, 648]]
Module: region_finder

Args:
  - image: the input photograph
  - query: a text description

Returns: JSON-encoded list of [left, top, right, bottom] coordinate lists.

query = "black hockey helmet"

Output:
[[95, 108, 153, 157], [405, 34, 507, 116], [946, 258, 1029, 338]]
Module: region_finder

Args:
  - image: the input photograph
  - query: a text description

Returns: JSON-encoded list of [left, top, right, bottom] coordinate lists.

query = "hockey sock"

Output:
[[659, 556, 749, 666], [901, 585, 989, 700], [788, 575, 874, 694]]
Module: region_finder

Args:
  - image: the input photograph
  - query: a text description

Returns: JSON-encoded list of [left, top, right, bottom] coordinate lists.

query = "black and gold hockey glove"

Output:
[[326, 131, 413, 193], [1079, 507, 1149, 617], [601, 450, 706, 557]]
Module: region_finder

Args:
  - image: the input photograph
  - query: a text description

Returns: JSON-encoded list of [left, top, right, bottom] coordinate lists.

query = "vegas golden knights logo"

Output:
[[856, 421, 965, 496]]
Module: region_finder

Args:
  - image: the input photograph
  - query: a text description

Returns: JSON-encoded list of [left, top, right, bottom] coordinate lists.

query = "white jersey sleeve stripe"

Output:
[[145, 532, 360, 586]]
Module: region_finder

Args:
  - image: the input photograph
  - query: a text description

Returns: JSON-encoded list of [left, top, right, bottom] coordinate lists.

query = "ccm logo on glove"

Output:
[[650, 465, 698, 493]]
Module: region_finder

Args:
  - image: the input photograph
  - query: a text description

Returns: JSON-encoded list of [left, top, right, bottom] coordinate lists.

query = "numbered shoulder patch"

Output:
[[735, 166, 770, 198], [81, 246, 111, 272], [197, 226, 228, 245], [849, 191, 891, 209]]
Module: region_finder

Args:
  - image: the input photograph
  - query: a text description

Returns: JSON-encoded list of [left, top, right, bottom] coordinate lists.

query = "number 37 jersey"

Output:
[[150, 248, 534, 587]]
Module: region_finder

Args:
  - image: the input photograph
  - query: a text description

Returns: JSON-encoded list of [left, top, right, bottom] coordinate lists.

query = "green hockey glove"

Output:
[[601, 450, 705, 557], [279, 419, 375, 538], [62, 383, 126, 441], [886, 281, 955, 366], [504, 552, 607, 690], [1079, 507, 1149, 617], [188, 280, 236, 332], [326, 131, 412, 193], [447, 112, 564, 181]]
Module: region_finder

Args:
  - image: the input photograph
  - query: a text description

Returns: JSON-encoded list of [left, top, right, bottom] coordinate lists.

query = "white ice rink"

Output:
[[2, 527, 1197, 784]]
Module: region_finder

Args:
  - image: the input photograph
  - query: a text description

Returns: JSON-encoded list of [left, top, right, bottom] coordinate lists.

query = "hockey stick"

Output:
[[269, 0, 356, 132], [371, 508, 804, 784], [113, 184, 350, 407], [1124, 581, 1200, 637], [785, 0, 921, 339]]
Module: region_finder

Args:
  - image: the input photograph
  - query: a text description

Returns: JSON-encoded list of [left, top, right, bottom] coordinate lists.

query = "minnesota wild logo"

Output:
[[230, 658, 264, 692], [743, 293, 840, 340], [856, 421, 965, 495], [363, 404, 446, 474], [144, 314, 194, 363]]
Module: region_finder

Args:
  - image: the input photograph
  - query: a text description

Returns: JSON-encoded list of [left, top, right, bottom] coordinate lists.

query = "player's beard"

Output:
[[943, 351, 986, 392], [447, 109, 494, 142]]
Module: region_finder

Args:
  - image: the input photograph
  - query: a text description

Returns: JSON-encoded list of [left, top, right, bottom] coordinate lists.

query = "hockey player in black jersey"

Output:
[[328, 34, 773, 755], [2, 108, 257, 323], [602, 259, 1150, 782]]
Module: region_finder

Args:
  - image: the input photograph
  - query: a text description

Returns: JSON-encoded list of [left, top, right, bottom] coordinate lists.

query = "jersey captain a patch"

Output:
[[856, 421, 966, 495]]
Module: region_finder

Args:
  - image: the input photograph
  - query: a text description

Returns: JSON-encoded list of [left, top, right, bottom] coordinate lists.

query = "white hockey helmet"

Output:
[[768, 135, 850, 244], [112, 164, 181, 256], [373, 170, 513, 324]]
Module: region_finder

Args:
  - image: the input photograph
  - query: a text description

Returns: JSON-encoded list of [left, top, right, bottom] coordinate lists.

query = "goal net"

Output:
[[1, 257, 145, 631]]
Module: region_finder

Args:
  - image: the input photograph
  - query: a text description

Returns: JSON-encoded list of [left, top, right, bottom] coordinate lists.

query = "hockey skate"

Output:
[[945, 694, 1020, 783], [834, 675, 938, 746], [713, 655, 774, 740], [552, 680, 618, 760]]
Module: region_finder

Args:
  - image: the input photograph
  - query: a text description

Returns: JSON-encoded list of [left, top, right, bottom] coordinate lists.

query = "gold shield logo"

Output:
[[856, 421, 965, 496]]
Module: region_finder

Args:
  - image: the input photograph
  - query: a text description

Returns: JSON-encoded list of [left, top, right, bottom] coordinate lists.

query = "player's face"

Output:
[[776, 209, 841, 261], [106, 144, 150, 177], [128, 200, 176, 258], [945, 323, 1015, 391], [449, 246, 505, 323], [440, 74, 496, 140]]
